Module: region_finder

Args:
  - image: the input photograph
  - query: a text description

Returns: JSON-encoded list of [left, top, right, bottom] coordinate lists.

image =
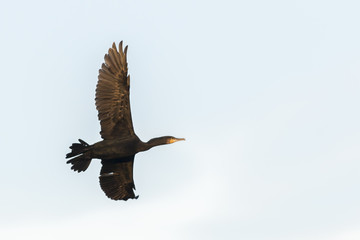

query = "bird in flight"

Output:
[[66, 41, 185, 201]]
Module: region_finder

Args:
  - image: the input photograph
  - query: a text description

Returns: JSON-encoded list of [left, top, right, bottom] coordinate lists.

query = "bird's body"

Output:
[[91, 135, 141, 159], [66, 41, 184, 201]]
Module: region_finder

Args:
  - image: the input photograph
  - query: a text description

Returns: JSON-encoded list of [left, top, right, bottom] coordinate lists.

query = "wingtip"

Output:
[[124, 45, 128, 55], [119, 41, 123, 53], [112, 42, 117, 52]]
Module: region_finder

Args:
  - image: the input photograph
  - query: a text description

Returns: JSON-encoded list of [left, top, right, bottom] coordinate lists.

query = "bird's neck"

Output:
[[138, 136, 170, 152]]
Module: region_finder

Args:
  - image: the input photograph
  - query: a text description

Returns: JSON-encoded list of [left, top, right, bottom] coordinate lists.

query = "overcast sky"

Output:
[[1, 0, 360, 239]]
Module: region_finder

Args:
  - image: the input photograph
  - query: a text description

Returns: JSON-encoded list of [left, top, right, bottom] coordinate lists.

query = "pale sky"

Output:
[[1, 0, 360, 239]]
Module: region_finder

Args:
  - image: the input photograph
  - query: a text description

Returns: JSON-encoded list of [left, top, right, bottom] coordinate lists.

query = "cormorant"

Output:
[[66, 41, 185, 201]]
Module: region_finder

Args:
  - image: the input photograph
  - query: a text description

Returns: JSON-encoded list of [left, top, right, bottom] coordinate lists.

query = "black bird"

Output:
[[66, 41, 185, 201]]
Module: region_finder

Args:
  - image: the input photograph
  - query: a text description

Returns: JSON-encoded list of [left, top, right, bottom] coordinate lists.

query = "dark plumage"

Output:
[[66, 41, 184, 201]]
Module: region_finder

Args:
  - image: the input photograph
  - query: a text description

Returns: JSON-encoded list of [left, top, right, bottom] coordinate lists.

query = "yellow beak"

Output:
[[169, 138, 186, 144]]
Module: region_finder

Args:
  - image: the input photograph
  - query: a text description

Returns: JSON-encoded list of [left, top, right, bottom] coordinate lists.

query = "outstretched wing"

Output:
[[99, 156, 138, 201], [95, 41, 134, 140]]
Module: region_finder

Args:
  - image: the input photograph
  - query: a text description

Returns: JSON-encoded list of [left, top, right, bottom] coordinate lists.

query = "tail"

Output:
[[66, 139, 92, 172]]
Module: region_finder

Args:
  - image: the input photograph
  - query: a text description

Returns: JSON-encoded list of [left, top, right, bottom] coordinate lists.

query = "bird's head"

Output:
[[166, 136, 186, 144], [145, 136, 185, 149]]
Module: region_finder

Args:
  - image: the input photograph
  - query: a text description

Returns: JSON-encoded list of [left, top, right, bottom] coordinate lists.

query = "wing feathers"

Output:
[[99, 156, 138, 201], [96, 41, 134, 139], [109, 49, 120, 70]]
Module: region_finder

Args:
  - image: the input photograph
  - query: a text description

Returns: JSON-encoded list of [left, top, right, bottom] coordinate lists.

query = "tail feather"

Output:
[[67, 155, 91, 172], [66, 139, 92, 172], [66, 139, 90, 158]]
